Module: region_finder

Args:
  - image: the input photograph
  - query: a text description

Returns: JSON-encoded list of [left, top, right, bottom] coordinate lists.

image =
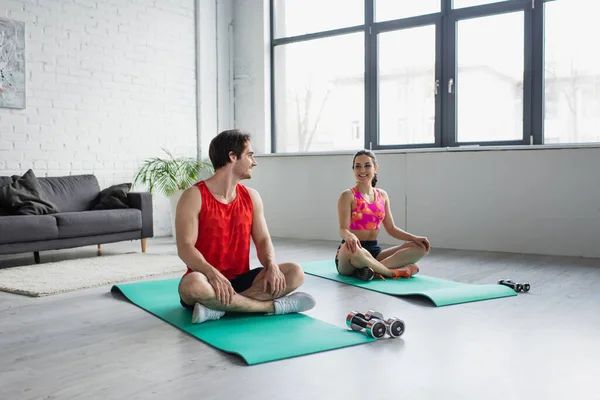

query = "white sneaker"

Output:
[[192, 303, 225, 324], [273, 292, 316, 315]]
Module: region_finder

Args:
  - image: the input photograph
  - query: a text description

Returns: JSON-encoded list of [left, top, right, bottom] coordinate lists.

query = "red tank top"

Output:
[[185, 181, 253, 280]]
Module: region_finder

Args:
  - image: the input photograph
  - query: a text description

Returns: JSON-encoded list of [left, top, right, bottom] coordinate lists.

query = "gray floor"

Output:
[[1, 237, 599, 400]]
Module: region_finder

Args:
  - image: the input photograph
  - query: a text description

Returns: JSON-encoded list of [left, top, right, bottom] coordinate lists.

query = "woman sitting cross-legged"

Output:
[[335, 150, 431, 281]]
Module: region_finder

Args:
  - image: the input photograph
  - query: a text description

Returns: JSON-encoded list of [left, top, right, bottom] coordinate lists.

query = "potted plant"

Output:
[[133, 149, 213, 241]]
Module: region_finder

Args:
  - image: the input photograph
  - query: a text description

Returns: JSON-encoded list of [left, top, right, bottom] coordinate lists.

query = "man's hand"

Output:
[[263, 263, 286, 298], [206, 268, 235, 305], [410, 235, 431, 252], [344, 233, 362, 254]]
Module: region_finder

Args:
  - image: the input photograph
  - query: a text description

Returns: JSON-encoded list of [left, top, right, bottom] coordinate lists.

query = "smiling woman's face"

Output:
[[353, 154, 377, 184]]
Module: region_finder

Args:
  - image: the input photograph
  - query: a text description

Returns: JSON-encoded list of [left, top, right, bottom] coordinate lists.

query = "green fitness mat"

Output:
[[302, 260, 516, 307], [111, 278, 374, 365]]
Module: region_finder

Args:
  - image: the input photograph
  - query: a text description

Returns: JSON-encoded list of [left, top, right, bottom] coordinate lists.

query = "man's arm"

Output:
[[247, 187, 277, 269], [175, 186, 215, 275]]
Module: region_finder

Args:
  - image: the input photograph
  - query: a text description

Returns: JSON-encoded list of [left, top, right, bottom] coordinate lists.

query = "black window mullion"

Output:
[[365, 0, 376, 151], [269, 0, 276, 153], [442, 0, 456, 147], [523, 4, 533, 145], [434, 8, 446, 148], [531, 0, 544, 144], [373, 13, 443, 34], [272, 25, 365, 46]]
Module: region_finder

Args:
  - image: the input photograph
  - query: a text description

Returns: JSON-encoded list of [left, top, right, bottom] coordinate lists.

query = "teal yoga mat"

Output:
[[111, 278, 374, 365], [302, 260, 516, 306]]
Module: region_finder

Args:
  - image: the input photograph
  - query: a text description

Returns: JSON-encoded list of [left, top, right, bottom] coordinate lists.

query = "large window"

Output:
[[378, 25, 437, 146], [544, 0, 600, 144], [271, 0, 591, 153], [273, 33, 364, 152], [455, 11, 524, 143]]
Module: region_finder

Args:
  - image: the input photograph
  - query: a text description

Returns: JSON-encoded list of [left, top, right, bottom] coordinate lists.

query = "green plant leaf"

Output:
[[133, 150, 214, 197]]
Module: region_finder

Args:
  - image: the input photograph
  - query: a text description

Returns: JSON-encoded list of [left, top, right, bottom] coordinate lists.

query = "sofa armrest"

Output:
[[128, 192, 153, 238]]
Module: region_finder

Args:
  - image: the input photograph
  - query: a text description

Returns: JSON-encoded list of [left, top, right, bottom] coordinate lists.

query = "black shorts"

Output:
[[179, 267, 264, 311], [335, 240, 383, 269]]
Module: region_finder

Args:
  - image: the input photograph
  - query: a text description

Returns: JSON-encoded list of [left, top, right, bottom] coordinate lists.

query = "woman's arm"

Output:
[[337, 190, 361, 253]]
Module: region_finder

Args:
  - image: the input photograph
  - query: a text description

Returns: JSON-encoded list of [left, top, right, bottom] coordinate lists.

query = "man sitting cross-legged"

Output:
[[177, 129, 316, 323]]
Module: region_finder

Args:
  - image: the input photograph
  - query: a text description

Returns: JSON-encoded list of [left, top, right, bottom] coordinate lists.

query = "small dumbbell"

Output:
[[519, 282, 531, 292], [507, 279, 530, 292], [498, 279, 530, 293], [498, 279, 522, 292], [346, 311, 387, 339], [364, 310, 406, 338]]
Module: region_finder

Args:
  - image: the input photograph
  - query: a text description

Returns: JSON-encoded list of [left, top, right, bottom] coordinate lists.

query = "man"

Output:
[[176, 129, 316, 323]]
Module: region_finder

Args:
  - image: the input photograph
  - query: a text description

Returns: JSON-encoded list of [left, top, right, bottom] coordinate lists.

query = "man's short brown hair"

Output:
[[208, 129, 251, 170]]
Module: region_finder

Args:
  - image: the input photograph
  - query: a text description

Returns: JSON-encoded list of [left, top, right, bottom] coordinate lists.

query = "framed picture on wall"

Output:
[[0, 17, 26, 109]]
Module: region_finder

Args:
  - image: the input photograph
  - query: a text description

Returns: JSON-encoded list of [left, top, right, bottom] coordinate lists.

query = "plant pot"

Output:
[[169, 189, 184, 243]]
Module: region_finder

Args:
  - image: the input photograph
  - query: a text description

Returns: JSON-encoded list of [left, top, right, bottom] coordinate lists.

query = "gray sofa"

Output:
[[0, 172, 153, 263]]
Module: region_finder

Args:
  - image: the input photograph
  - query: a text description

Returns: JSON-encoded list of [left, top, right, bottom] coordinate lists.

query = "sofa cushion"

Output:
[[0, 177, 11, 187], [38, 175, 100, 212], [92, 183, 132, 210], [54, 209, 142, 239], [0, 170, 61, 215], [0, 215, 59, 245]]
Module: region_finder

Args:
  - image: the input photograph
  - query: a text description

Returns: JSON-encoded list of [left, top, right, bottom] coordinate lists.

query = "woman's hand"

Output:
[[344, 233, 362, 254], [410, 235, 431, 252]]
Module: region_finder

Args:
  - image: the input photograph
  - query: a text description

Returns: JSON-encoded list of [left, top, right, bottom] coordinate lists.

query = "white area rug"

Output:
[[0, 253, 186, 297]]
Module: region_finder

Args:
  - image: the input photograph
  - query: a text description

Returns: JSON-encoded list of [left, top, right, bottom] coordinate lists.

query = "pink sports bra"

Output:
[[349, 187, 385, 230]]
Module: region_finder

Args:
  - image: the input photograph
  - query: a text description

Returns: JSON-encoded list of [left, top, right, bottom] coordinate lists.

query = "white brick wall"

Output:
[[0, 0, 198, 237]]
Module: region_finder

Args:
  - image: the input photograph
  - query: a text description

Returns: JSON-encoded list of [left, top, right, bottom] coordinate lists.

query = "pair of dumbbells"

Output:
[[498, 279, 531, 293], [346, 310, 405, 339]]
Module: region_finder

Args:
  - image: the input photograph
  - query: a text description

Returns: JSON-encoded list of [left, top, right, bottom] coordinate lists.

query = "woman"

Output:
[[335, 150, 431, 281]]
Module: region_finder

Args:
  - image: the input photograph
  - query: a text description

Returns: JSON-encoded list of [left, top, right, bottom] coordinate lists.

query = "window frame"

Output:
[[270, 0, 550, 153], [445, 1, 532, 147]]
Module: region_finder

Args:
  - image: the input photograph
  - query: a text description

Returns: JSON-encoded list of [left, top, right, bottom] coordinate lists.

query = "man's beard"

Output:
[[235, 166, 251, 179]]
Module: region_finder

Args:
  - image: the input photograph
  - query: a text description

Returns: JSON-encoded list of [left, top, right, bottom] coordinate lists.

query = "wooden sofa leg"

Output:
[[141, 238, 147, 253], [34, 251, 40, 264], [98, 244, 102, 250]]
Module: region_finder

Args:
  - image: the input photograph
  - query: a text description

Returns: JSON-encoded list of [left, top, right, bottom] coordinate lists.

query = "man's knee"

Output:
[[281, 262, 304, 287], [179, 272, 214, 302]]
